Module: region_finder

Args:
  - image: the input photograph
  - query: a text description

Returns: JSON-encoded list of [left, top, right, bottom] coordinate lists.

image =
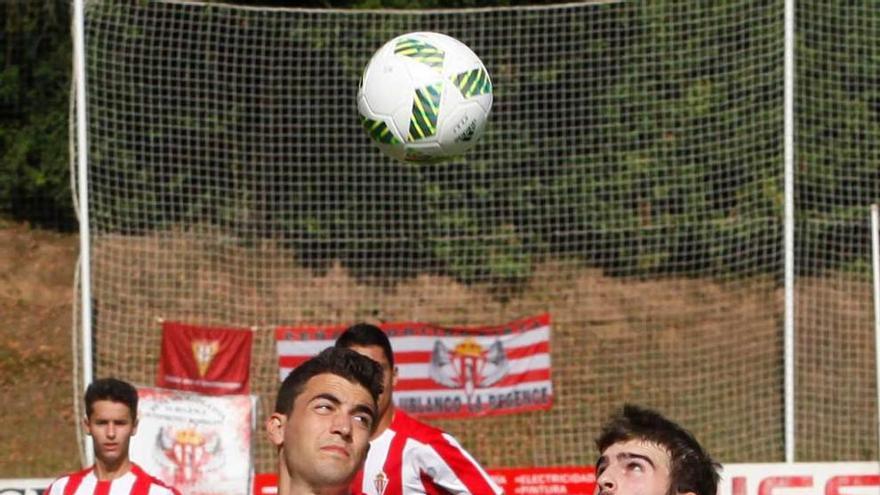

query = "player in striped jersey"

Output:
[[267, 346, 384, 495], [47, 378, 179, 495], [336, 324, 504, 495]]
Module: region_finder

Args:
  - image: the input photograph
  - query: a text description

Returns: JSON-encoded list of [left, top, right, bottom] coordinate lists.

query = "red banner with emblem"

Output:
[[157, 321, 253, 395], [275, 314, 552, 418]]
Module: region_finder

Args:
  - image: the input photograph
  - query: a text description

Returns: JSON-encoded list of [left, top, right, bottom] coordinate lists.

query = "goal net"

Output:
[[73, 0, 877, 469]]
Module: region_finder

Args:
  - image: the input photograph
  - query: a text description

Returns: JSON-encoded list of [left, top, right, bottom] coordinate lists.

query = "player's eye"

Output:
[[353, 413, 372, 428], [314, 403, 335, 414], [626, 461, 645, 472]]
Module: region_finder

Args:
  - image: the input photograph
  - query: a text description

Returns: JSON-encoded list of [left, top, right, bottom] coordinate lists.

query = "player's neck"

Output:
[[373, 404, 395, 436], [284, 473, 349, 495], [93, 456, 132, 481]]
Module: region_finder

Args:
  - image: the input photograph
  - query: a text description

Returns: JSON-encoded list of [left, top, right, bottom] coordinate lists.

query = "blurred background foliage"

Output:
[[2, 1, 877, 284]]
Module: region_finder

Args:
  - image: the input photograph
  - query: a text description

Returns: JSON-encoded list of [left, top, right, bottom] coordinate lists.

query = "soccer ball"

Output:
[[357, 32, 493, 162]]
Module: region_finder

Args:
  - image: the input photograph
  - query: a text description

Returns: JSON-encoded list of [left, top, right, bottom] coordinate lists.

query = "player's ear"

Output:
[[391, 365, 399, 387], [131, 416, 139, 436], [82, 415, 91, 435], [266, 412, 287, 447]]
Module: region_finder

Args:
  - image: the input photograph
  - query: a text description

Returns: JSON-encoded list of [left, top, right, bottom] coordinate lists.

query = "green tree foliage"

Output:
[[0, 0, 73, 229], [2, 1, 876, 283]]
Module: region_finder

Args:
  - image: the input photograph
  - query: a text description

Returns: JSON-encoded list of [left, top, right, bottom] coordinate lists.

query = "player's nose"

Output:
[[330, 412, 353, 437], [595, 469, 615, 495]]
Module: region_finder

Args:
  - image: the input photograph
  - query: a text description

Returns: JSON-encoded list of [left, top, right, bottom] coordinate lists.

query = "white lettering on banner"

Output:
[[515, 473, 594, 484], [719, 463, 880, 495], [514, 486, 568, 494]]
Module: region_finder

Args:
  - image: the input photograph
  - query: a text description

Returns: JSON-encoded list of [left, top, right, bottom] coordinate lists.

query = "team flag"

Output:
[[275, 314, 553, 418], [157, 321, 253, 395]]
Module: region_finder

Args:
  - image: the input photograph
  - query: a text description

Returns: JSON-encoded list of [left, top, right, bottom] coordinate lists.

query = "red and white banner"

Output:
[[157, 321, 252, 395], [130, 387, 254, 495], [275, 314, 553, 418]]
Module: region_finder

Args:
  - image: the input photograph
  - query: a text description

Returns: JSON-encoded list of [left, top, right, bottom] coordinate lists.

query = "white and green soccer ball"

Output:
[[357, 32, 493, 163]]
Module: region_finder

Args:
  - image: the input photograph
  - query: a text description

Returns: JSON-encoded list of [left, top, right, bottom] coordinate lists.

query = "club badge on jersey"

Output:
[[372, 471, 389, 495]]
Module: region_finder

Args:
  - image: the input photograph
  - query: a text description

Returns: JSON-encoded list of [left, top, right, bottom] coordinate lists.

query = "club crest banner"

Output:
[[275, 314, 553, 418], [130, 387, 254, 495], [157, 321, 252, 395]]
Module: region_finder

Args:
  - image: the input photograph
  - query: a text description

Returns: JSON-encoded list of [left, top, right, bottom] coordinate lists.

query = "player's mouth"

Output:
[[320, 445, 350, 457]]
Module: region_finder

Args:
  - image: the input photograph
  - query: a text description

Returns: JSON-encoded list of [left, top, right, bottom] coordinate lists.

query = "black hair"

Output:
[[335, 323, 395, 368], [274, 346, 384, 421], [85, 377, 138, 420]]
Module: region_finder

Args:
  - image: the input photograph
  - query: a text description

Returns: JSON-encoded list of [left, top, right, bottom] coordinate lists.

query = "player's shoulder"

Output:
[[392, 409, 448, 442], [130, 464, 181, 495], [47, 466, 94, 495]]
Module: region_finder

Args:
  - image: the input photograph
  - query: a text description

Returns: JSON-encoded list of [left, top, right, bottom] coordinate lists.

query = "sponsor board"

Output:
[[489, 466, 595, 495], [718, 463, 880, 495], [0, 479, 52, 495]]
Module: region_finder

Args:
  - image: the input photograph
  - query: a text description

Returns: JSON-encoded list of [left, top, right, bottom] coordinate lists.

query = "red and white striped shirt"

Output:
[[47, 464, 179, 495], [351, 410, 503, 495]]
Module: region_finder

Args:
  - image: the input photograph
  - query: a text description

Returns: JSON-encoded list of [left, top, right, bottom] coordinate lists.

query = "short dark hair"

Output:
[[335, 323, 395, 368], [85, 378, 138, 420], [274, 346, 384, 421], [596, 404, 720, 495]]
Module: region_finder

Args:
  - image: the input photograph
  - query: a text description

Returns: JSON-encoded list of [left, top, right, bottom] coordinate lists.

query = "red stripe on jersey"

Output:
[[419, 470, 448, 495], [62, 467, 92, 495], [395, 367, 551, 391], [130, 467, 152, 495], [350, 467, 365, 495], [93, 480, 110, 495], [382, 427, 409, 495], [393, 411, 499, 494], [131, 463, 180, 495], [423, 435, 498, 494]]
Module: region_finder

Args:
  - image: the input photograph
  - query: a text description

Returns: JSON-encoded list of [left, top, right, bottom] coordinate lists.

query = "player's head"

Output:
[[83, 378, 139, 468], [334, 323, 398, 425], [335, 323, 394, 368], [85, 377, 138, 421], [267, 347, 383, 493], [594, 404, 719, 495]]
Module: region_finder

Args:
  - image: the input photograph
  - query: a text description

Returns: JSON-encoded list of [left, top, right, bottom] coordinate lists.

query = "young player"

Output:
[[594, 404, 720, 495], [336, 323, 503, 495], [47, 378, 179, 495], [266, 346, 384, 495]]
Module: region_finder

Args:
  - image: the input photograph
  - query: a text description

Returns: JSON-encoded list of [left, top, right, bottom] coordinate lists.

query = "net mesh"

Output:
[[73, 0, 876, 469], [795, 2, 880, 461]]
